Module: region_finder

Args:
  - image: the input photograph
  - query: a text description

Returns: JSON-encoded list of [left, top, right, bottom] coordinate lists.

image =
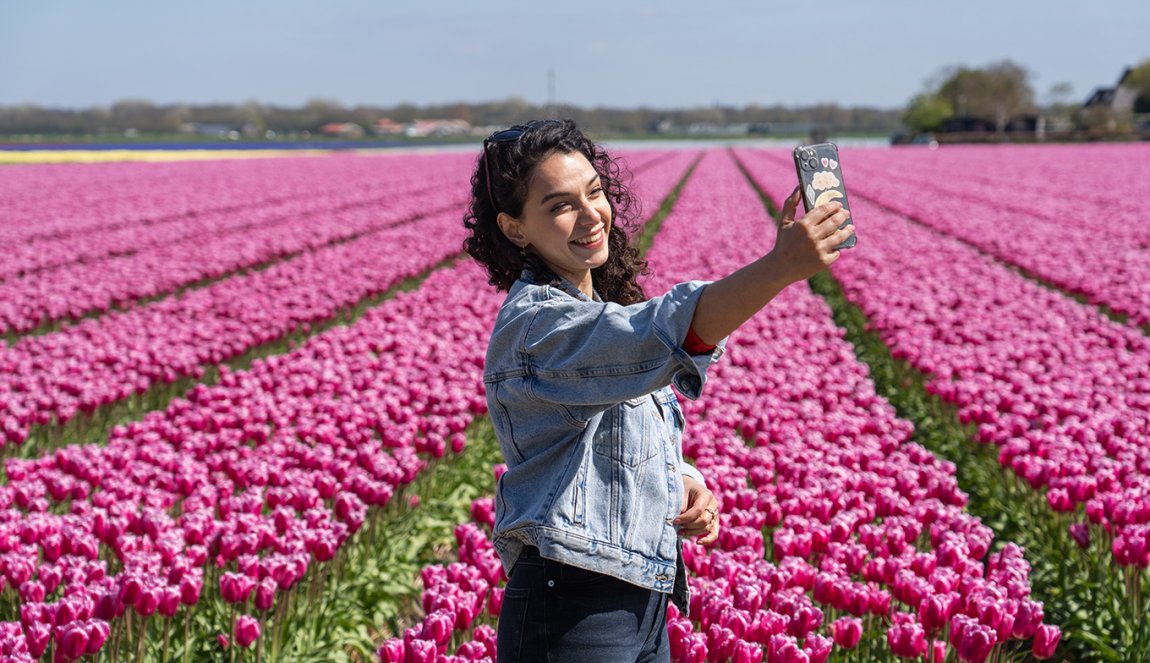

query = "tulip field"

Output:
[[0, 142, 1147, 662]]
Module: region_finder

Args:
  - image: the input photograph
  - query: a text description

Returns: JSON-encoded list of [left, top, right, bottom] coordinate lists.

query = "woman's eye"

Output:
[[551, 201, 571, 213]]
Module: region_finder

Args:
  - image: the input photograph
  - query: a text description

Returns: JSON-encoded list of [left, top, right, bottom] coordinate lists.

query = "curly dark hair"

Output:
[[462, 119, 648, 305]]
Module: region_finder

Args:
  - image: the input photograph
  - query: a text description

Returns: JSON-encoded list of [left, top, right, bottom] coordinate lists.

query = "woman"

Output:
[[463, 119, 853, 662]]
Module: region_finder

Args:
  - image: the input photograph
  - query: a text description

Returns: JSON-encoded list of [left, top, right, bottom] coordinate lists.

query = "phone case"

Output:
[[793, 142, 857, 250]]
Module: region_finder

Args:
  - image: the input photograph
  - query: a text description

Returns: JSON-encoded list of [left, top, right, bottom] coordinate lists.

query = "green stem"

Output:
[[134, 615, 146, 663], [161, 617, 171, 663]]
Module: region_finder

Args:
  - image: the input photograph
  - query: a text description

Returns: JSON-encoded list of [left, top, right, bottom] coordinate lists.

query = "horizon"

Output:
[[2, 1, 1147, 111]]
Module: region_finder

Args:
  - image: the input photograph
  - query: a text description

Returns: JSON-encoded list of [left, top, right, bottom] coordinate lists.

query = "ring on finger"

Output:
[[704, 506, 717, 523]]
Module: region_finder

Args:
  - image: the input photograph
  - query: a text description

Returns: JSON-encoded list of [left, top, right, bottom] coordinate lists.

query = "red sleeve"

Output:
[[682, 326, 717, 355]]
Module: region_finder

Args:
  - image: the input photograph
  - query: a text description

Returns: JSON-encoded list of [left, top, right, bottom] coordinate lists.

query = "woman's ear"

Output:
[[496, 212, 528, 248]]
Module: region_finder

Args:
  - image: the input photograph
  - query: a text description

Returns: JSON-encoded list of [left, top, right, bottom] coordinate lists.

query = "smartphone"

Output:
[[793, 142, 856, 250]]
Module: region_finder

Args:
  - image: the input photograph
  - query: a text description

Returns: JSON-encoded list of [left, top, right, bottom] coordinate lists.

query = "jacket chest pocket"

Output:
[[592, 395, 660, 469]]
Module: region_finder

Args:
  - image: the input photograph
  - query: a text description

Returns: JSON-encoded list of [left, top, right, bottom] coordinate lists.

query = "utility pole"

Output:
[[547, 68, 556, 118]]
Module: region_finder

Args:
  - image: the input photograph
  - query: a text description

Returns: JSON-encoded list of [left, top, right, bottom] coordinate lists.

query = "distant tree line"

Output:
[[7, 58, 1145, 141], [902, 58, 1150, 139], [0, 97, 903, 138]]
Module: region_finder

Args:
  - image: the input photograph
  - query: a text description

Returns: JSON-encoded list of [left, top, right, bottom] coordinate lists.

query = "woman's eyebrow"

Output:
[[540, 174, 601, 204]]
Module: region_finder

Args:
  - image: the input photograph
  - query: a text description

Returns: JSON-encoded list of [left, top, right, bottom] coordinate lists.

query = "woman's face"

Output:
[[497, 150, 612, 296]]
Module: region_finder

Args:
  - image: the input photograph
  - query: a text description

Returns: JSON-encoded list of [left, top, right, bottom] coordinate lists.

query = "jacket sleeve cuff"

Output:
[[654, 281, 726, 400]]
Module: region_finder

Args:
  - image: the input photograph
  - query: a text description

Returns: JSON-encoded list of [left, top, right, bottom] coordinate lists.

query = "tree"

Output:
[[926, 59, 1036, 133], [1124, 58, 1150, 113], [902, 93, 953, 133], [1041, 82, 1076, 132]]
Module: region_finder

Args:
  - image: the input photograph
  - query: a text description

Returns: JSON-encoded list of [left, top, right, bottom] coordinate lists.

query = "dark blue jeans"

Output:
[[497, 547, 670, 663]]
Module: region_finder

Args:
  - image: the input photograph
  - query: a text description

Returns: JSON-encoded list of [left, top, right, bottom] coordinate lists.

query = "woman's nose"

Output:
[[579, 198, 605, 223]]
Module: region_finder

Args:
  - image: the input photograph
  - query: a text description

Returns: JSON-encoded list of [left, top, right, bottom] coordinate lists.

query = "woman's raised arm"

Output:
[[689, 187, 855, 346]]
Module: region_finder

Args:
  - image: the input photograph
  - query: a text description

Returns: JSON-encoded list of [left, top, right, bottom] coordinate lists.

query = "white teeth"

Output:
[[573, 229, 602, 246]]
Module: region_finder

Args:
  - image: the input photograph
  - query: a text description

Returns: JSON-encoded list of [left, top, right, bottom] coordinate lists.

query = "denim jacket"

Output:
[[484, 268, 725, 612]]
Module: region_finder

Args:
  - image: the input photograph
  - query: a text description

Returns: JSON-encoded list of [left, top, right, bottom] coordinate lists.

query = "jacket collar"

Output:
[[521, 266, 602, 303]]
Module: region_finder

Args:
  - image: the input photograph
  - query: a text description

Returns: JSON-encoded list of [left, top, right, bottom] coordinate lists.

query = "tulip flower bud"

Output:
[[254, 577, 277, 612], [487, 587, 504, 617], [234, 615, 260, 648], [157, 586, 181, 618], [405, 638, 437, 663], [831, 617, 862, 649], [1032, 624, 1061, 660], [887, 613, 927, 659], [378, 638, 404, 663], [78, 619, 108, 655], [58, 623, 90, 661], [24, 622, 51, 659], [734, 640, 764, 663]]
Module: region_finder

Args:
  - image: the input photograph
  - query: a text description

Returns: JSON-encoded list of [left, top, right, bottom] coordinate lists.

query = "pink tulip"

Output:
[[234, 615, 260, 648], [887, 614, 927, 659], [1033, 624, 1061, 660], [734, 640, 764, 663], [254, 577, 277, 612], [831, 617, 862, 649], [219, 572, 255, 604], [57, 623, 89, 661], [378, 638, 404, 663], [23, 622, 50, 659], [487, 587, 504, 617], [804, 634, 832, 663]]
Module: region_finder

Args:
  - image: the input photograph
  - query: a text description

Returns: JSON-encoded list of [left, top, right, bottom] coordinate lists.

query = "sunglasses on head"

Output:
[[483, 119, 563, 215]]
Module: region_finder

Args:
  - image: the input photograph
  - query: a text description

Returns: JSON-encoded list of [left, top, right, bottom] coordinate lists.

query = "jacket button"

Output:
[[547, 580, 555, 588]]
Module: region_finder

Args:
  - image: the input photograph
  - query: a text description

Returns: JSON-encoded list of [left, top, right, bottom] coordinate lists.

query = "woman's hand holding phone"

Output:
[[769, 186, 855, 285]]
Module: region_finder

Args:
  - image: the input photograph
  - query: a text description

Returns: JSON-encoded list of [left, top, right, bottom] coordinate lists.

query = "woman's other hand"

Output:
[[674, 475, 720, 545], [771, 186, 855, 285]]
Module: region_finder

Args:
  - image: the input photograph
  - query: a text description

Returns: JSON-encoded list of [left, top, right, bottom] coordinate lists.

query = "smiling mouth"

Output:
[[572, 227, 604, 247]]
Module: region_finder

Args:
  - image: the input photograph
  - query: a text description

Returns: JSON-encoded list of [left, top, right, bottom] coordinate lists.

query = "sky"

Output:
[[1, 1, 1146, 111]]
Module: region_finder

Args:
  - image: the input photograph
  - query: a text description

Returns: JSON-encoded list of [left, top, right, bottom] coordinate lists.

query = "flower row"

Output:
[[0, 151, 693, 660], [843, 145, 1150, 326], [647, 150, 1058, 662], [0, 204, 465, 449], [0, 153, 472, 282], [0, 171, 470, 336], [0, 155, 385, 245], [379, 150, 1058, 662], [736, 148, 1150, 570]]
